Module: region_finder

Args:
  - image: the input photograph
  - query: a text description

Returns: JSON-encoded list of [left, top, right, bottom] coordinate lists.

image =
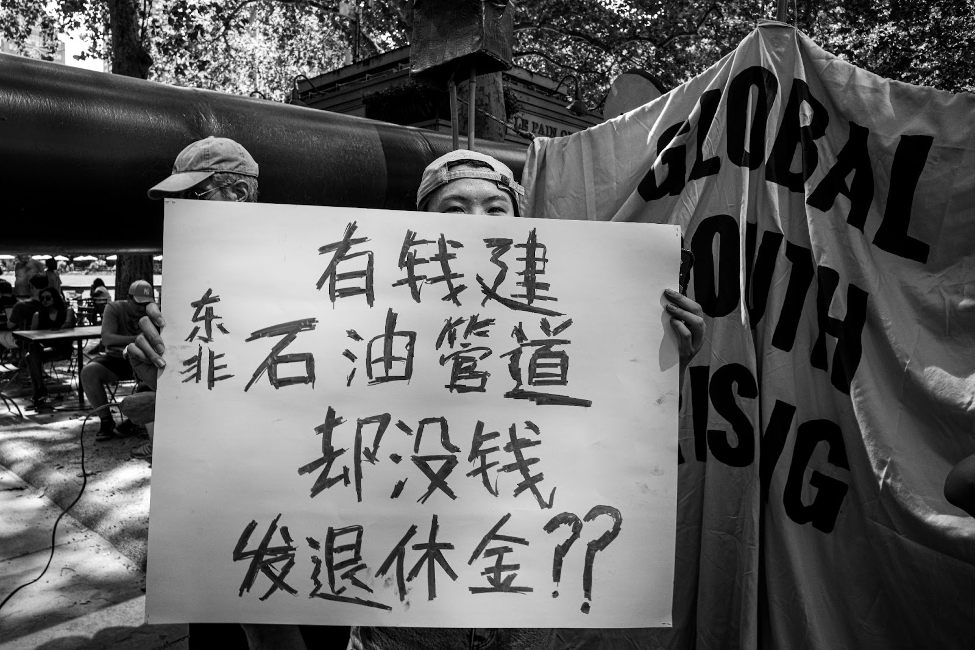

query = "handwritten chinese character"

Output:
[[500, 421, 555, 509], [180, 344, 233, 389], [298, 407, 350, 498], [308, 525, 391, 610], [376, 515, 457, 602], [393, 231, 466, 305], [366, 309, 415, 385], [436, 314, 494, 393], [316, 221, 374, 306], [244, 318, 318, 391], [500, 319, 592, 407], [232, 514, 298, 600], [468, 513, 533, 594], [184, 288, 229, 343], [477, 230, 563, 316]]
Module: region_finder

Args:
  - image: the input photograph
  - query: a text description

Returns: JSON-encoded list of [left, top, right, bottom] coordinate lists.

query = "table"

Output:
[[13, 326, 102, 410]]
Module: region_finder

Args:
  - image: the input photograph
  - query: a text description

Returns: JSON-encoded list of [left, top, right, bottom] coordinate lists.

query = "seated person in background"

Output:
[[0, 279, 19, 357], [45, 258, 63, 297], [81, 279, 154, 441], [25, 287, 76, 410], [89, 278, 111, 317], [5, 274, 47, 332]]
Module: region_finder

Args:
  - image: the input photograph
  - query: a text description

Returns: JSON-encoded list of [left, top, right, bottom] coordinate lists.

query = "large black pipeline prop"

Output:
[[0, 53, 527, 253]]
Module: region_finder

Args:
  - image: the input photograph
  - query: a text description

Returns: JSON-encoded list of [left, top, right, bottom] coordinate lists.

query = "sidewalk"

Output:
[[0, 390, 187, 649]]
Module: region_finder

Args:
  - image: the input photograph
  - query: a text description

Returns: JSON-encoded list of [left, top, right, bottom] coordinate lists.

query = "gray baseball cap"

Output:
[[148, 136, 258, 199]]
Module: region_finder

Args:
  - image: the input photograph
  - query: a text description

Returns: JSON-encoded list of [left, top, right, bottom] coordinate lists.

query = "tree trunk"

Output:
[[458, 72, 506, 143], [106, 0, 154, 299], [114, 255, 155, 302], [106, 0, 152, 78]]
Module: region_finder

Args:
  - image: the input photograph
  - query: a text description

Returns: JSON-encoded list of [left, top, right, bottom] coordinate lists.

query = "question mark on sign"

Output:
[[580, 505, 623, 614], [542, 512, 582, 598], [544, 505, 623, 614]]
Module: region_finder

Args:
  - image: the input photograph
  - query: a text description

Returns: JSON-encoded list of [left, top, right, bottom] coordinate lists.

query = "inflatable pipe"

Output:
[[0, 53, 528, 253]]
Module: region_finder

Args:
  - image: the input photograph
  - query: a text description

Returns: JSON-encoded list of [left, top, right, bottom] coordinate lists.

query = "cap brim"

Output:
[[131, 296, 153, 304], [147, 170, 215, 199]]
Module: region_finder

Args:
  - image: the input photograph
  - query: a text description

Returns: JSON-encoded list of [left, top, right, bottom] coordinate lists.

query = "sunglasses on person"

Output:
[[179, 182, 235, 200]]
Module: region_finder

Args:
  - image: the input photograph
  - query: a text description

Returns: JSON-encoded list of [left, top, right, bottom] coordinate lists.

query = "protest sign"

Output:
[[146, 201, 682, 628], [522, 21, 974, 650]]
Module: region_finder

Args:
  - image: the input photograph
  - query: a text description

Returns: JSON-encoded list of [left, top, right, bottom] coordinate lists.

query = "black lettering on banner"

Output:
[[707, 364, 757, 467], [745, 222, 784, 328], [727, 66, 779, 170], [690, 364, 758, 466], [783, 419, 850, 533], [688, 89, 723, 182], [806, 121, 874, 231], [690, 215, 740, 318], [690, 365, 710, 462], [637, 121, 689, 201], [811, 266, 868, 394], [872, 134, 933, 264], [771, 241, 815, 352], [765, 79, 829, 192], [759, 400, 797, 502]]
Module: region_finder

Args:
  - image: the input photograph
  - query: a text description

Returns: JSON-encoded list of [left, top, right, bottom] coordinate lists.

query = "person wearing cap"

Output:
[[80, 279, 155, 441], [121, 136, 263, 466], [147, 135, 259, 202], [130, 136, 314, 650], [128, 149, 704, 650]]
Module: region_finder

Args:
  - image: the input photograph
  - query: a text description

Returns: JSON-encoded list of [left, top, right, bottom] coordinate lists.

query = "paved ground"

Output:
[[0, 371, 188, 649]]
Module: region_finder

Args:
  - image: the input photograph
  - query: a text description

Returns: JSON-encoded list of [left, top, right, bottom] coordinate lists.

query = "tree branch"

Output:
[[653, 4, 723, 51], [512, 49, 592, 76]]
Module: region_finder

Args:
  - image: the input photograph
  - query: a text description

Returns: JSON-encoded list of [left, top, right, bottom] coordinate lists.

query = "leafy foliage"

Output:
[[2, 0, 973, 104]]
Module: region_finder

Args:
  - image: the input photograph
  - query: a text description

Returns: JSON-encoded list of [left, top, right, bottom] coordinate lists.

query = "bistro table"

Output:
[[13, 325, 102, 410]]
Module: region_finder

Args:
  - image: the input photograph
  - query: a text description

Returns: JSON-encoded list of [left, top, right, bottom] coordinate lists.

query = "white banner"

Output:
[[523, 21, 975, 650]]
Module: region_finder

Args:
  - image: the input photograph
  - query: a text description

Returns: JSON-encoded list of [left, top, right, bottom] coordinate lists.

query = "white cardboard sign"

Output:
[[147, 200, 680, 628]]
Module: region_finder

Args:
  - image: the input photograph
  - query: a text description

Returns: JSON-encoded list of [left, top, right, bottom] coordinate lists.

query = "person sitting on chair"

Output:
[[1, 275, 48, 360], [0, 279, 19, 361], [25, 287, 76, 410], [80, 279, 154, 441], [89, 278, 111, 320]]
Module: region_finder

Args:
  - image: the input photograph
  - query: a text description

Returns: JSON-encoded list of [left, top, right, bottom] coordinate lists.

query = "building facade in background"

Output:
[[290, 46, 604, 145], [1, 25, 65, 64]]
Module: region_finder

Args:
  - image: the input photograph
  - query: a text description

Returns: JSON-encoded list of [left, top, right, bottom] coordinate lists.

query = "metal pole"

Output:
[[449, 77, 460, 150], [354, 11, 360, 62], [468, 67, 476, 150], [776, 0, 788, 21]]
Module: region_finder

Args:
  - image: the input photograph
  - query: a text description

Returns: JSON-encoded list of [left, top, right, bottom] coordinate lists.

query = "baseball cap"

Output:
[[128, 280, 155, 304], [148, 136, 258, 199], [416, 150, 524, 214]]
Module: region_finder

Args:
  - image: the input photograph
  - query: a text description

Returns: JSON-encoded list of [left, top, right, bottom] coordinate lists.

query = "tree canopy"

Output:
[[2, 0, 973, 105]]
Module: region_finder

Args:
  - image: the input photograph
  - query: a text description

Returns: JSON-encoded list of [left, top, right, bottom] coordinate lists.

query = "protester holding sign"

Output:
[[124, 135, 263, 464], [129, 149, 704, 649]]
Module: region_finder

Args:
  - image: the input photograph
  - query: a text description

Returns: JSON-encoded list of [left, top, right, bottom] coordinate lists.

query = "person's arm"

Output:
[[101, 303, 139, 349], [128, 302, 168, 368], [663, 288, 705, 386]]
